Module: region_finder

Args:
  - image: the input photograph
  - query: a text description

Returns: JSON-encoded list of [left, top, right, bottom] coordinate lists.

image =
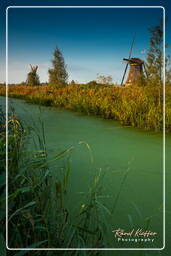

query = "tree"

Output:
[[48, 47, 68, 87], [96, 73, 113, 85], [26, 65, 40, 86], [145, 21, 163, 86], [70, 80, 76, 85], [145, 20, 171, 86], [165, 52, 171, 86]]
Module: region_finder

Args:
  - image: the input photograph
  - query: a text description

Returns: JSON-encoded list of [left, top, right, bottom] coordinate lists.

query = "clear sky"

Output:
[[0, 0, 170, 84]]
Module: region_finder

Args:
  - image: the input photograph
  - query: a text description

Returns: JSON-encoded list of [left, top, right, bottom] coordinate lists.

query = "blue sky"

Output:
[[0, 0, 170, 84]]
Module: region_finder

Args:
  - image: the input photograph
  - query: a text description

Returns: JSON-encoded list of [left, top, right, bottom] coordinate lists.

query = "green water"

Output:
[[1, 96, 171, 254]]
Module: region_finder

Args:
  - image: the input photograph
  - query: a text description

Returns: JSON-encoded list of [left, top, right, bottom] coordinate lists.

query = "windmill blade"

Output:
[[121, 63, 129, 86], [30, 64, 33, 71], [121, 33, 136, 86], [128, 33, 136, 59], [143, 63, 148, 78]]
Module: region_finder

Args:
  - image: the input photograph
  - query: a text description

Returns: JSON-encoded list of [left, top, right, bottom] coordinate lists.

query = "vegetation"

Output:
[[26, 65, 40, 86], [145, 20, 171, 86], [96, 73, 113, 85], [48, 47, 68, 88], [145, 21, 163, 85], [0, 83, 170, 132], [0, 106, 116, 254]]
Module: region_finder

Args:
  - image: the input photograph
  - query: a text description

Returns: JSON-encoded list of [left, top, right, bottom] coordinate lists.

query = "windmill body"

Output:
[[26, 64, 40, 86], [123, 58, 144, 87]]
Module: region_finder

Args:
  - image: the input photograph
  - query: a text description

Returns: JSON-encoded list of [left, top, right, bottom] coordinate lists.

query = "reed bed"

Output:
[[0, 106, 115, 255], [0, 84, 170, 132]]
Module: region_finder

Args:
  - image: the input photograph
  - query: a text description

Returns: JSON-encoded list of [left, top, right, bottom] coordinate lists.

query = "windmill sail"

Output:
[[121, 34, 136, 86]]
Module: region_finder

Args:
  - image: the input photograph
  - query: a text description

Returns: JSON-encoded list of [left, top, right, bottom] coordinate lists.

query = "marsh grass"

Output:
[[0, 84, 170, 132], [0, 106, 114, 255]]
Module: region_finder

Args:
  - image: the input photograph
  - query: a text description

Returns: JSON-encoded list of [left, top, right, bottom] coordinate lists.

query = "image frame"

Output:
[[5, 5, 166, 251]]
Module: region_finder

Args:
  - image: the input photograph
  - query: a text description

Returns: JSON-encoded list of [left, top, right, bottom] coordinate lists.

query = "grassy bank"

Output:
[[0, 84, 171, 132]]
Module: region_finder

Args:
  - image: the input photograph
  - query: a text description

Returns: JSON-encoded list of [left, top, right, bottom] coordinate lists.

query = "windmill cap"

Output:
[[123, 58, 144, 64]]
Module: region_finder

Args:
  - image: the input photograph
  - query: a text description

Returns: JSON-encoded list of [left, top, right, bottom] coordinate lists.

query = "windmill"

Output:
[[121, 35, 147, 87], [29, 64, 38, 74], [26, 64, 40, 86]]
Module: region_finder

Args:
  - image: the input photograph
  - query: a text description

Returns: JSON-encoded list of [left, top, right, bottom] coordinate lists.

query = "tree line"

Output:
[[26, 21, 171, 87]]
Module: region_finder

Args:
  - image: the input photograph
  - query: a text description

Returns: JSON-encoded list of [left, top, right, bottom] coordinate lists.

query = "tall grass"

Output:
[[0, 84, 170, 132], [0, 106, 115, 255]]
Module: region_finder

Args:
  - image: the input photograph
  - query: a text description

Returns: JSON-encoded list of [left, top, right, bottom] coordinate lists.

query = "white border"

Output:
[[6, 5, 165, 251]]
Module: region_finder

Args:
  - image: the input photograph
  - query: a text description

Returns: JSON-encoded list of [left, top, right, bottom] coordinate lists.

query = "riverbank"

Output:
[[0, 84, 170, 132]]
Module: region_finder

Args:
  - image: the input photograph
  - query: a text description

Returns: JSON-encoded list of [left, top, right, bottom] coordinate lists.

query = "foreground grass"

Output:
[[0, 84, 170, 132], [0, 106, 115, 255]]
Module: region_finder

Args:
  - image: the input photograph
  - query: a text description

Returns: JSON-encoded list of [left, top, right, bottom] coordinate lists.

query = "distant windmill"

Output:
[[121, 35, 147, 87], [26, 64, 40, 86]]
